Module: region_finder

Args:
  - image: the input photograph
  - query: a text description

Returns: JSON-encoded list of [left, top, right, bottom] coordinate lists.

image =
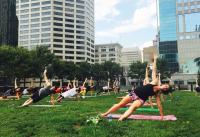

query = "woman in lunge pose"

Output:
[[101, 55, 170, 121]]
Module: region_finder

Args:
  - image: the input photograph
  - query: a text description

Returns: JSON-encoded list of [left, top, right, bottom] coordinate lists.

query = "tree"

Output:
[[157, 58, 171, 80], [28, 46, 56, 86], [128, 61, 147, 81]]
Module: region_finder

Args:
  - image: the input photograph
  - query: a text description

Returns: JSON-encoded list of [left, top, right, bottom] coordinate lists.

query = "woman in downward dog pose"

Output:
[[100, 55, 170, 121]]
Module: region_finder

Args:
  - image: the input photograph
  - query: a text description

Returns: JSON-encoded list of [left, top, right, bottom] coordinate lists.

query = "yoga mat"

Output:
[[120, 107, 159, 112], [30, 105, 61, 107], [105, 114, 177, 121]]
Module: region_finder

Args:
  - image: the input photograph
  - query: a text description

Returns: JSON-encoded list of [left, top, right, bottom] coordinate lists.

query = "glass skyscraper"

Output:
[[158, 0, 179, 73]]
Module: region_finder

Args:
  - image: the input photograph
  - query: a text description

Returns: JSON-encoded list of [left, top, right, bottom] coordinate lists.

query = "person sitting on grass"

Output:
[[56, 79, 79, 102], [100, 55, 170, 121], [19, 68, 55, 107]]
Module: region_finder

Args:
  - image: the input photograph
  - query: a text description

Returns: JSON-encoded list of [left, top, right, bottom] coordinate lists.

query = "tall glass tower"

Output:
[[158, 0, 179, 73]]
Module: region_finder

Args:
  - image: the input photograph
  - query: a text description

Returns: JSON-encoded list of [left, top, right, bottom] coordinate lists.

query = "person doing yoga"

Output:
[[100, 55, 170, 121]]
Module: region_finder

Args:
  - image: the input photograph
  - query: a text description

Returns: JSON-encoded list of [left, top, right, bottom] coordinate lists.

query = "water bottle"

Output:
[[108, 114, 112, 122]]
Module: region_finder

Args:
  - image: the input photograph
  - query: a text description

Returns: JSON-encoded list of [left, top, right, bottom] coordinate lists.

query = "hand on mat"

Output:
[[160, 115, 164, 120]]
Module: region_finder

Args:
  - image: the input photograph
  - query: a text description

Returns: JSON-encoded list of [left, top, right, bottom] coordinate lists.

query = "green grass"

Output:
[[0, 91, 200, 137]]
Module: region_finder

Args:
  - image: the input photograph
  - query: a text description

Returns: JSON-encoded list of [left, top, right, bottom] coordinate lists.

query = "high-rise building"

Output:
[[176, 0, 200, 74], [16, 0, 94, 63], [158, 0, 179, 72], [95, 43, 122, 64], [0, 0, 18, 47], [158, 0, 200, 73]]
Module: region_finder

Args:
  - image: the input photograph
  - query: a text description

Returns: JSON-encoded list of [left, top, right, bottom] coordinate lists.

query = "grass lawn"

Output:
[[0, 91, 200, 137]]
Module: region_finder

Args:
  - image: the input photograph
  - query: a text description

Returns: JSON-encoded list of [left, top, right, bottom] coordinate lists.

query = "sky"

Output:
[[94, 0, 158, 49]]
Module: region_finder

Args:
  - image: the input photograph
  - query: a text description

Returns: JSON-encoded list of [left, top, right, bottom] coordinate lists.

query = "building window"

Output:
[[53, 28, 63, 32], [54, 22, 63, 27], [53, 50, 63, 53], [42, 1, 51, 5], [42, 17, 51, 21], [53, 44, 63, 48], [31, 3, 40, 7], [53, 39, 63, 42], [31, 8, 40, 12], [54, 17, 63, 21], [65, 40, 74, 43], [53, 33, 63, 37], [54, 6, 63, 11], [101, 49, 106, 52], [53, 1, 63, 5], [101, 54, 106, 57], [109, 48, 115, 51], [42, 6, 51, 10]]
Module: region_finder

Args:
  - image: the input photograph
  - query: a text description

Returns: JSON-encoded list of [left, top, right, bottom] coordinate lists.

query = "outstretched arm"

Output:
[[150, 55, 158, 85], [15, 78, 18, 89], [143, 65, 150, 85], [156, 93, 164, 120], [43, 68, 51, 87], [82, 78, 87, 87]]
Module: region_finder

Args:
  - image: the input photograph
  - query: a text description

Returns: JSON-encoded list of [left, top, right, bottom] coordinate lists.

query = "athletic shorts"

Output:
[[31, 91, 42, 103], [128, 91, 144, 104]]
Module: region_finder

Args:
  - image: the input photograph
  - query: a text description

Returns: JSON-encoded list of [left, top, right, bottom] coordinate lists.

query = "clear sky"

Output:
[[94, 0, 157, 49]]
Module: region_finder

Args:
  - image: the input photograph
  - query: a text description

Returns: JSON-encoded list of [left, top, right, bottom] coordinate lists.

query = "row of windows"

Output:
[[177, 0, 199, 3], [53, 39, 85, 44], [53, 45, 94, 53], [95, 58, 116, 62], [20, 28, 51, 32], [20, 22, 51, 28], [95, 48, 116, 52], [53, 28, 85, 34]]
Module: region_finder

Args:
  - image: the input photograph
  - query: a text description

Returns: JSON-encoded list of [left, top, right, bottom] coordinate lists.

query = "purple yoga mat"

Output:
[[105, 114, 177, 121]]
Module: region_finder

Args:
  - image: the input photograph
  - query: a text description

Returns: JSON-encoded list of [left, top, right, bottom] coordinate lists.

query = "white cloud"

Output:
[[96, 0, 157, 38], [95, 0, 121, 21]]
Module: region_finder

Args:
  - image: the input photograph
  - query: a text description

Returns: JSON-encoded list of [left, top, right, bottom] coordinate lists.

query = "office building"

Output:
[[158, 0, 200, 73], [176, 0, 200, 73], [143, 45, 157, 63], [95, 43, 122, 64], [0, 0, 18, 46], [158, 0, 179, 72], [121, 47, 141, 67], [16, 0, 95, 63]]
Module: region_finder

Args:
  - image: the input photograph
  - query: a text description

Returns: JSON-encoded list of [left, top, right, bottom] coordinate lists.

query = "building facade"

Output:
[[143, 45, 157, 64], [158, 0, 200, 73], [176, 0, 200, 74], [0, 0, 18, 47], [121, 47, 141, 67], [16, 0, 94, 63], [158, 0, 179, 72], [95, 43, 122, 64]]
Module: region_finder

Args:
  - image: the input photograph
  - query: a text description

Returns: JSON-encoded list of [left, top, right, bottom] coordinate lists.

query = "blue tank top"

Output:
[[134, 84, 156, 101]]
